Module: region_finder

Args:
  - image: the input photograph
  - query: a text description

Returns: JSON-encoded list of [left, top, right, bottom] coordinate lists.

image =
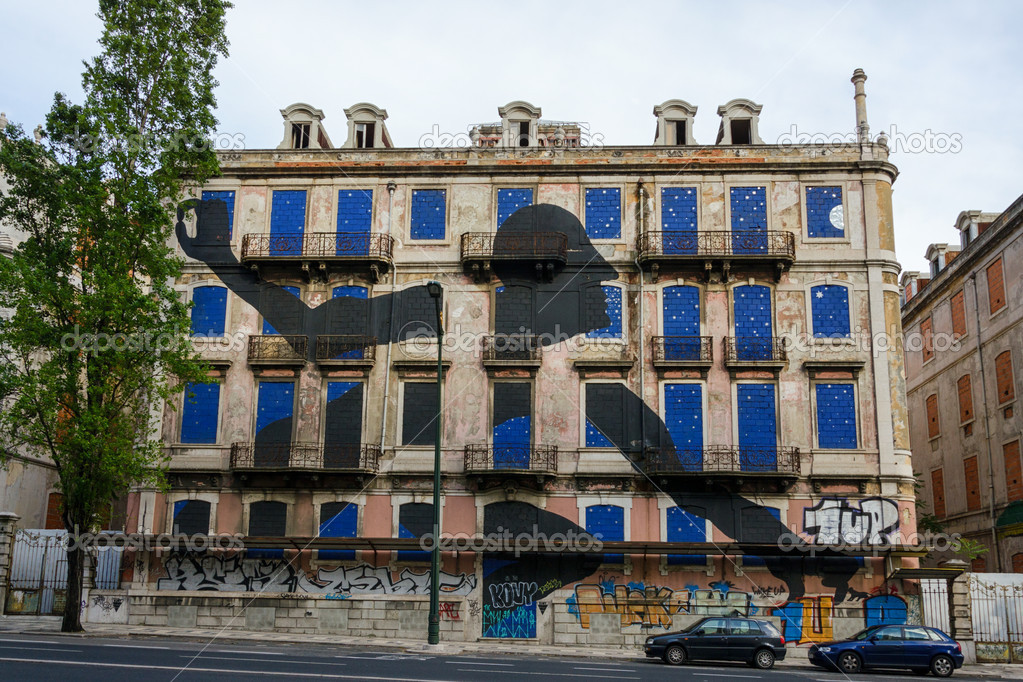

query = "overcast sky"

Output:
[[2, 0, 1020, 272]]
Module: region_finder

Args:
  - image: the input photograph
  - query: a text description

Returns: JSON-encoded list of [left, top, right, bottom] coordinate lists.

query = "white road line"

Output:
[[691, 674, 763, 679], [456, 670, 640, 680], [444, 660, 515, 666], [101, 643, 171, 649], [0, 645, 82, 653], [208, 648, 287, 655], [0, 639, 62, 644], [574, 668, 637, 673], [0, 657, 456, 681], [181, 655, 344, 666]]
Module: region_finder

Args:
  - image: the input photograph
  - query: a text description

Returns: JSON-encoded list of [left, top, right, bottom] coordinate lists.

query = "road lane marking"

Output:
[[208, 648, 287, 655], [691, 674, 763, 679], [181, 655, 345, 666], [444, 661, 515, 666], [0, 657, 457, 681], [0, 645, 82, 653], [0, 639, 62, 644], [456, 670, 639, 680], [101, 643, 171, 649], [574, 668, 637, 673]]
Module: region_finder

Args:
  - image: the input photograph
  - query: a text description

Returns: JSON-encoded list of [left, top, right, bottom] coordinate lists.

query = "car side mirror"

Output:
[[694, 630, 704, 636], [869, 636, 878, 643]]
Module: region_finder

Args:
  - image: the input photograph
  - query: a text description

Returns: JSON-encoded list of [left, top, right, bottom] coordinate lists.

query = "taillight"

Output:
[[956, 642, 962, 653], [780, 635, 786, 646]]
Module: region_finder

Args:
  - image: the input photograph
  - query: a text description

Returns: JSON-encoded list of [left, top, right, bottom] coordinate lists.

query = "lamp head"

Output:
[[426, 280, 442, 299]]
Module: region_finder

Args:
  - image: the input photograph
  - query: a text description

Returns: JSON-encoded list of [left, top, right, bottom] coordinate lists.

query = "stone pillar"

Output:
[[950, 570, 976, 664], [0, 512, 21, 612]]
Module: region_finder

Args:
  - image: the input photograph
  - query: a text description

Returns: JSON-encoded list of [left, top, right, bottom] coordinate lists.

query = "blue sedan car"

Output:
[[808, 624, 964, 677]]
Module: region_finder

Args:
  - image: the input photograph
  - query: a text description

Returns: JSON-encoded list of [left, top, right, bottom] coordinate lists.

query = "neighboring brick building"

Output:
[[116, 73, 919, 643], [902, 197, 1023, 572]]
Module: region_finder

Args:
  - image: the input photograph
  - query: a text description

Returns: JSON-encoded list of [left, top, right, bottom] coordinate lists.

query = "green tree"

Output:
[[0, 0, 230, 632]]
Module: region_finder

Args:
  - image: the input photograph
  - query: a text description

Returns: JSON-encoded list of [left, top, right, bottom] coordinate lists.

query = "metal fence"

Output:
[[920, 578, 951, 634], [970, 574, 1023, 662]]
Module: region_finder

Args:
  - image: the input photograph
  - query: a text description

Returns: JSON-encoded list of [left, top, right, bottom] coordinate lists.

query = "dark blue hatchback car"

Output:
[[808, 624, 964, 677]]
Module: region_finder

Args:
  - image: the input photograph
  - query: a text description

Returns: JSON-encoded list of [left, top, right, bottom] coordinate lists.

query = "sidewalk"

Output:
[[2, 615, 1022, 678]]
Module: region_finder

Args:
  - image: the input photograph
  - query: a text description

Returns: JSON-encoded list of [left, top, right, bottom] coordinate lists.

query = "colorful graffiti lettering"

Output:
[[488, 580, 538, 609], [157, 553, 477, 596], [568, 581, 752, 629], [439, 602, 461, 621], [803, 497, 899, 544], [776, 596, 833, 644], [482, 603, 536, 638]]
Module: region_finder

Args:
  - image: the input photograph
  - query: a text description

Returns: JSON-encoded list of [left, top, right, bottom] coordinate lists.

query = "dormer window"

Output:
[[291, 123, 310, 149], [730, 119, 752, 145], [355, 122, 375, 148], [518, 121, 530, 147], [930, 259, 940, 279], [673, 121, 687, 146]]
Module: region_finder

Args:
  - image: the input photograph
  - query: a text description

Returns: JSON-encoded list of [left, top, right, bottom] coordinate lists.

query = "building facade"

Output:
[[902, 196, 1023, 573], [116, 71, 920, 644]]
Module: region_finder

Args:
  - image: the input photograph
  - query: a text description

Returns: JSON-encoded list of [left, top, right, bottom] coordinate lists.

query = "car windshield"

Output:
[[849, 625, 884, 641], [761, 621, 781, 637]]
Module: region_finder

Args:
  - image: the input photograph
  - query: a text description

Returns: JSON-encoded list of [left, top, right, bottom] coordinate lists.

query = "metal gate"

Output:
[[920, 578, 951, 633], [970, 574, 1023, 663], [4, 529, 123, 615]]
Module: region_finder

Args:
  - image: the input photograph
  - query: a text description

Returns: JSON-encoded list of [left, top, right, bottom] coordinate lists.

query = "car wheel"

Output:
[[930, 654, 954, 678], [752, 648, 776, 670], [664, 645, 687, 666], [838, 651, 862, 674]]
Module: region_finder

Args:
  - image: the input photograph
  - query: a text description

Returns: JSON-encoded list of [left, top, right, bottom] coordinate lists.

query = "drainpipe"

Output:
[[379, 181, 398, 449], [969, 272, 1001, 571], [636, 181, 647, 452]]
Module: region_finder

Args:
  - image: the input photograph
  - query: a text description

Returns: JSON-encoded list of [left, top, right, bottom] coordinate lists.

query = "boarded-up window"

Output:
[[1006, 440, 1023, 503], [172, 500, 211, 536], [958, 375, 974, 424], [249, 501, 287, 536], [972, 558, 987, 573], [965, 456, 981, 511], [921, 317, 934, 363], [931, 468, 946, 518], [926, 394, 940, 438], [45, 492, 64, 530], [1013, 553, 1023, 574], [951, 290, 967, 338], [987, 258, 1006, 314], [996, 350, 1015, 404]]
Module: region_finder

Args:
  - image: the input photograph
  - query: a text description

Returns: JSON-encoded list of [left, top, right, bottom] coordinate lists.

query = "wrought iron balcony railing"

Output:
[[460, 232, 568, 262], [638, 230, 796, 261], [482, 334, 542, 362], [652, 336, 713, 363], [241, 232, 394, 262], [248, 335, 308, 362], [315, 335, 377, 362], [463, 444, 558, 474], [230, 442, 380, 472], [646, 445, 800, 475], [723, 336, 787, 363]]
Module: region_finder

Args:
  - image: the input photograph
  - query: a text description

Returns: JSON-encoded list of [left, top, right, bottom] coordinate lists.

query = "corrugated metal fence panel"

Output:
[[94, 546, 124, 590]]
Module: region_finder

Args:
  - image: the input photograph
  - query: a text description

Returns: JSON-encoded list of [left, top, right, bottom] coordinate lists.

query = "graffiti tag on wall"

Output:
[[803, 497, 899, 544], [567, 580, 754, 629], [157, 553, 477, 596], [483, 603, 536, 638]]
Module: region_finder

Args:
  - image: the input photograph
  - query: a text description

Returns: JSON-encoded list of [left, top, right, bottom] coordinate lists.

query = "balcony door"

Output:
[[336, 189, 372, 256], [736, 384, 777, 471], [269, 190, 306, 256], [493, 382, 531, 469], [732, 285, 773, 360], [324, 382, 364, 467], [662, 285, 701, 360], [663, 384, 703, 471], [254, 381, 295, 467]]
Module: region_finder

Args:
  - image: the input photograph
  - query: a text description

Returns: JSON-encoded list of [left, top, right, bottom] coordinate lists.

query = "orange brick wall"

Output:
[[996, 350, 1016, 404], [921, 316, 934, 362], [965, 456, 981, 511], [926, 393, 940, 438], [951, 289, 967, 338], [44, 492, 63, 530], [932, 468, 946, 518], [958, 374, 974, 424], [987, 257, 1006, 314], [1006, 440, 1023, 503], [1013, 553, 1023, 574]]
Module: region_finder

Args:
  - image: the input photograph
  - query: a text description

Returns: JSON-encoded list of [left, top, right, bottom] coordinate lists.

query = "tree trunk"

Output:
[[62, 539, 84, 632]]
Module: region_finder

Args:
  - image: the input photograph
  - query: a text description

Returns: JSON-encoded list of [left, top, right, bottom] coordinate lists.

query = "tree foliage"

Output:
[[0, 0, 230, 631]]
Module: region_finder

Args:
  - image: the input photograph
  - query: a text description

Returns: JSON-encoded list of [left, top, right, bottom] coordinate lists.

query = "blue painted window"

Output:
[[811, 285, 851, 338], [664, 384, 703, 470], [201, 190, 235, 239], [329, 286, 369, 358], [319, 502, 357, 561], [172, 499, 210, 536], [816, 383, 857, 449], [255, 382, 294, 440], [586, 505, 624, 564], [585, 418, 614, 447], [397, 502, 432, 562], [667, 507, 707, 565], [733, 285, 773, 360], [662, 285, 701, 359], [661, 187, 698, 254], [864, 595, 908, 628], [262, 286, 301, 334], [743, 507, 781, 566], [270, 190, 306, 256], [410, 189, 446, 240], [736, 384, 777, 471], [730, 186, 767, 254], [806, 186, 844, 238], [180, 382, 220, 444], [190, 285, 227, 337], [586, 285, 623, 338], [336, 189, 372, 256], [585, 187, 621, 239], [585, 383, 626, 449], [493, 418, 532, 467], [497, 188, 533, 227]]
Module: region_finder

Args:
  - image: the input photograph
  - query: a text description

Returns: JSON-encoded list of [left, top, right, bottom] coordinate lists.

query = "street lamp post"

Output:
[[425, 280, 443, 646]]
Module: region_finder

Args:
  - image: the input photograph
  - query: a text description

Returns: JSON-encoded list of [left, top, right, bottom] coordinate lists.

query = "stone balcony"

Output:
[[460, 231, 568, 282], [463, 444, 558, 485], [240, 232, 393, 282], [229, 442, 380, 485], [247, 334, 308, 365], [637, 230, 795, 282]]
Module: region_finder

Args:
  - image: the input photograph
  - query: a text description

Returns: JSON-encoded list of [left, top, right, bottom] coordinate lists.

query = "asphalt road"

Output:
[[0, 633, 1007, 681]]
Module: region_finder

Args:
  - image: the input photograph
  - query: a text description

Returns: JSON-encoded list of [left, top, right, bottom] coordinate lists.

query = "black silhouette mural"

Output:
[[176, 196, 861, 620]]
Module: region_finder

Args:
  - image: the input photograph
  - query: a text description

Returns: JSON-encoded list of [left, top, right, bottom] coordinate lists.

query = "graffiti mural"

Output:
[[157, 553, 476, 596], [803, 497, 900, 544], [483, 603, 536, 638], [776, 596, 834, 644], [566, 579, 754, 629]]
